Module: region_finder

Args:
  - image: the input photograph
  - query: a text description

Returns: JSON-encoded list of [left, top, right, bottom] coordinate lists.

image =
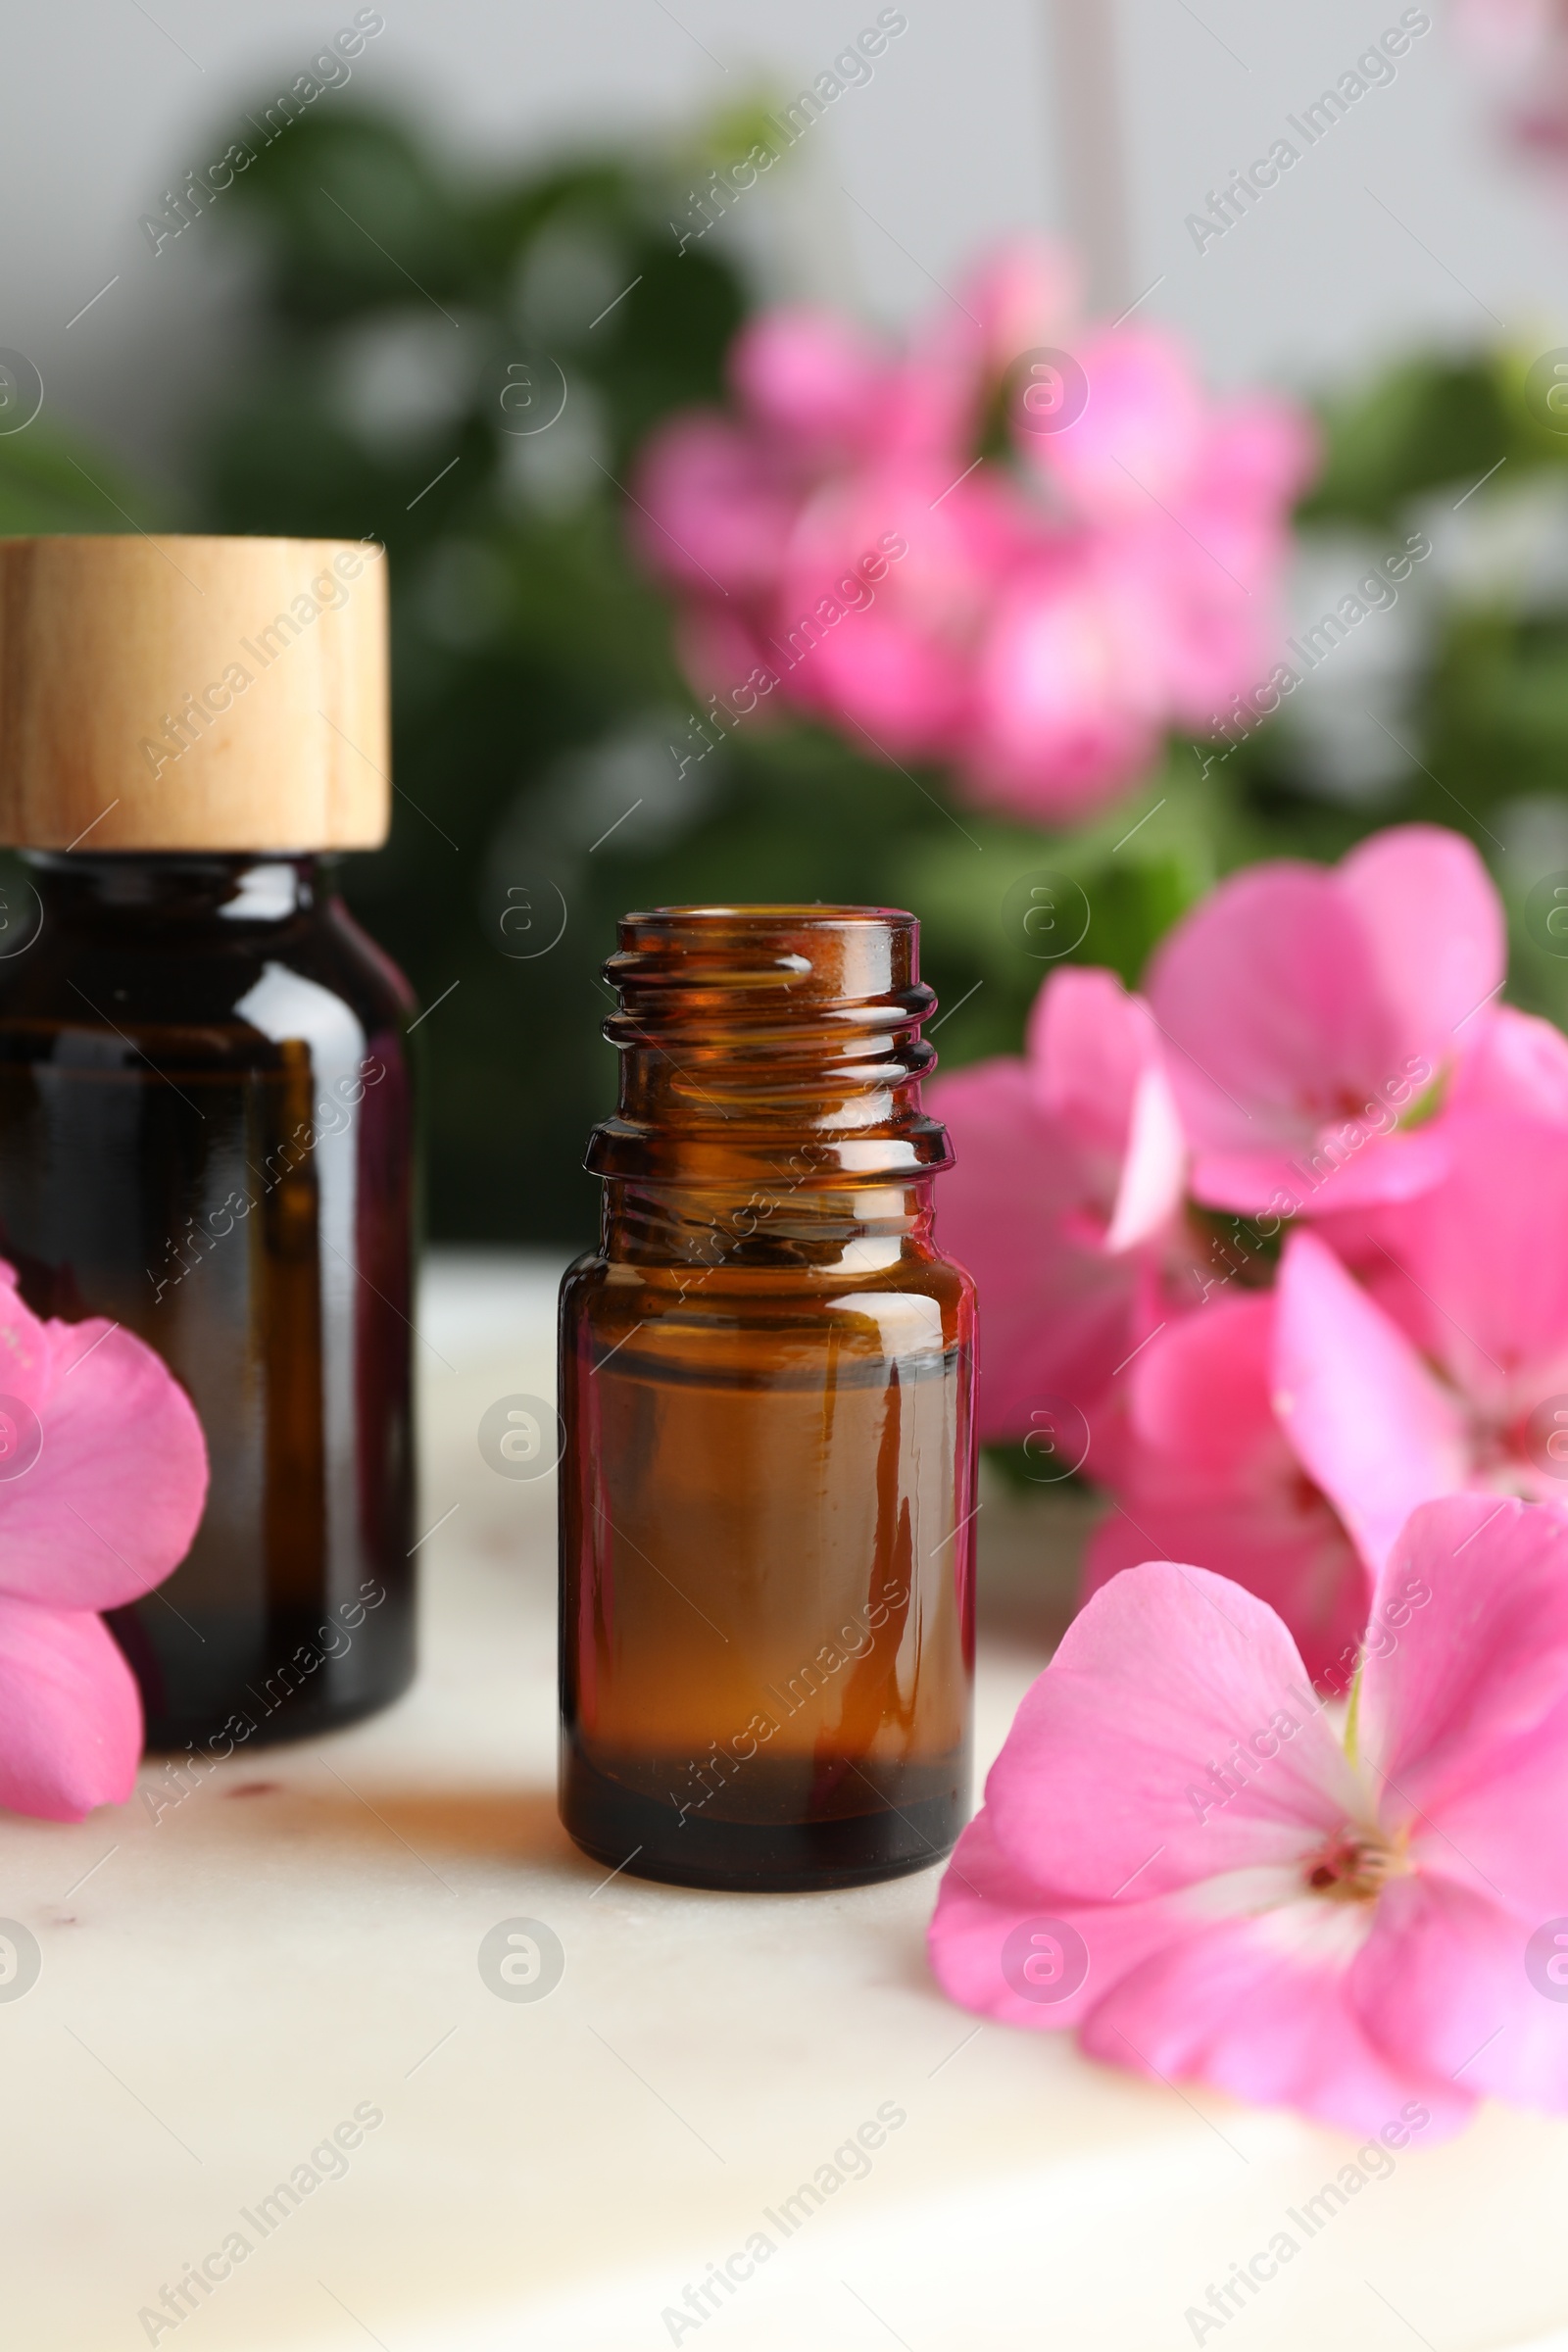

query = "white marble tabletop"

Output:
[[4, 1250, 1568, 2352]]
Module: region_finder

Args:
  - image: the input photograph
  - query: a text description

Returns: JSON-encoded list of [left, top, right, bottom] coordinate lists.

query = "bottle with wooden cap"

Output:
[[0, 534, 416, 1748]]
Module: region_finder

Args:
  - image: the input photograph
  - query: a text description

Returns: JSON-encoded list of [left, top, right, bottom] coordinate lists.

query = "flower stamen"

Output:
[[1302, 1826, 1406, 1903]]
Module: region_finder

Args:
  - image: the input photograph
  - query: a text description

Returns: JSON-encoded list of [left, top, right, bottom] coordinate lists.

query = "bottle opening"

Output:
[[587, 903, 955, 1186]]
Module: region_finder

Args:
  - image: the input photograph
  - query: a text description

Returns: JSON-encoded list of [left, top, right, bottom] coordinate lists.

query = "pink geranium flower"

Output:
[[0, 1262, 207, 1819], [1146, 824, 1506, 1217], [930, 1494, 1568, 2137], [929, 965, 1188, 1464]]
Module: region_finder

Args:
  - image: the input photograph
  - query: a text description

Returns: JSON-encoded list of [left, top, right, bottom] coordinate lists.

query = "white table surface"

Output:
[[5, 1250, 1568, 2352]]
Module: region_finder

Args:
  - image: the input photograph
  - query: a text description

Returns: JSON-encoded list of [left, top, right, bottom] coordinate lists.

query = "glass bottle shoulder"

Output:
[[0, 875, 412, 1067], [561, 1234, 975, 1365]]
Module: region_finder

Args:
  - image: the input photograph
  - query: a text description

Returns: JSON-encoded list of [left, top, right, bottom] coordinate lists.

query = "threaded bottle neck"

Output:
[[585, 905, 955, 1187]]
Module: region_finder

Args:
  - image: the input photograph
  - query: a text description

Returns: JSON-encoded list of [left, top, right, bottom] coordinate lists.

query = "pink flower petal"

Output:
[[965, 555, 1168, 823], [1447, 1003, 1568, 1125], [1036, 326, 1207, 521], [1148, 864, 1397, 1158], [630, 241, 1310, 819], [774, 466, 1008, 754], [1123, 1291, 1276, 1477], [1027, 967, 1183, 1236], [0, 1595, 141, 1820], [728, 306, 890, 454], [1029, 967, 1146, 1140], [897, 236, 1078, 465], [1338, 824, 1505, 1059], [932, 1767, 1476, 2137], [1080, 1904, 1474, 2137], [1106, 1061, 1187, 1253], [0, 1264, 54, 1414], [1191, 1125, 1452, 1220], [1082, 1298, 1370, 1685], [1029, 965, 1188, 1245], [1147, 827, 1509, 1219], [1272, 1230, 1469, 1571], [0, 1317, 208, 1612], [1360, 1111, 1568, 1416], [1357, 1495, 1568, 1824], [958, 235, 1080, 379], [1191, 394, 1319, 519], [985, 1560, 1356, 1903], [1415, 1691, 1568, 1925], [927, 1056, 1158, 1444], [630, 412, 801, 598], [926, 1803, 1194, 2033], [1349, 1871, 1568, 2115]]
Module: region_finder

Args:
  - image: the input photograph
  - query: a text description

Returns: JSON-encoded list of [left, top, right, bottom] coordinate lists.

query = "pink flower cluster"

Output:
[[931, 822, 1568, 1685], [631, 242, 1315, 825], [928, 822, 1568, 2139]]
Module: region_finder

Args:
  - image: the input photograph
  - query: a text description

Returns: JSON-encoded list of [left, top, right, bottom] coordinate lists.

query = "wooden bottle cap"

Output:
[[0, 534, 390, 851]]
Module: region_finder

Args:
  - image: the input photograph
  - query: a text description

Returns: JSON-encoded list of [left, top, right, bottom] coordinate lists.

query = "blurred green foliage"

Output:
[[1233, 340, 1568, 1031], [3, 101, 1567, 1242], [0, 424, 147, 535]]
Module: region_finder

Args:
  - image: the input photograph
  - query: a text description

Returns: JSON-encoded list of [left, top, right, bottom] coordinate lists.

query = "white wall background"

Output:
[[1, 0, 1564, 481]]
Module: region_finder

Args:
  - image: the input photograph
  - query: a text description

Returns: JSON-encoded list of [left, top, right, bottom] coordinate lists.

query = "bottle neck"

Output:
[[601, 1177, 938, 1273], [23, 851, 333, 930], [587, 905, 954, 1191]]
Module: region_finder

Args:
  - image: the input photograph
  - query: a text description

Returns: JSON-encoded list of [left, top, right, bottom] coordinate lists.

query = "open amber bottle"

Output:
[[559, 906, 976, 1891]]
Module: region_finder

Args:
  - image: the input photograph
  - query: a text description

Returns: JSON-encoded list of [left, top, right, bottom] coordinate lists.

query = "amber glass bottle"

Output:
[[0, 534, 416, 1748], [559, 906, 976, 1891]]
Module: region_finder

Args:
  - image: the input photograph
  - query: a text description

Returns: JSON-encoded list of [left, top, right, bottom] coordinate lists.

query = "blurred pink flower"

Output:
[[930, 1494, 1568, 2137], [1146, 824, 1506, 1218], [966, 546, 1174, 823], [1456, 0, 1568, 164], [774, 465, 1024, 759], [0, 1263, 208, 1820], [726, 307, 891, 459], [632, 412, 801, 600], [1459, 0, 1558, 48], [929, 965, 1189, 1464], [906, 236, 1083, 450], [1081, 1290, 1369, 1689], [631, 240, 1314, 824], [1026, 327, 1211, 523]]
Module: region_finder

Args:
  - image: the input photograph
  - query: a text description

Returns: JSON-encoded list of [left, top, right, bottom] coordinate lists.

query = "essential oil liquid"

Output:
[[561, 1209, 974, 1889]]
